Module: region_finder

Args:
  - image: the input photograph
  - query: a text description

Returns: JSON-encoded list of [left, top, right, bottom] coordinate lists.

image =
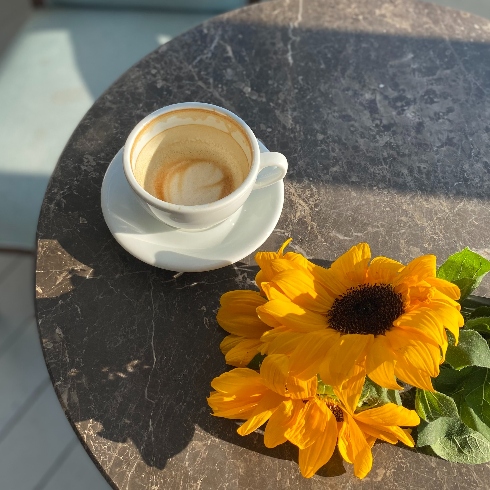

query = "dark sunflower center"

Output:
[[327, 284, 404, 336], [325, 402, 344, 422]]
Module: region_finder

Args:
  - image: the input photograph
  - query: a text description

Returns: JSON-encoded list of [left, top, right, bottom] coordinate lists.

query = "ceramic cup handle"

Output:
[[254, 151, 288, 190]]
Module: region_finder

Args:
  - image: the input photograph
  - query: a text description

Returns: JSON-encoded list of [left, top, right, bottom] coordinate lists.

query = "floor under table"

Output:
[[0, 251, 111, 490]]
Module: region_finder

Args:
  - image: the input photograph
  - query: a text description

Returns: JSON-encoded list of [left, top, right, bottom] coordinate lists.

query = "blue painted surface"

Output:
[[0, 7, 213, 250], [46, 0, 247, 12]]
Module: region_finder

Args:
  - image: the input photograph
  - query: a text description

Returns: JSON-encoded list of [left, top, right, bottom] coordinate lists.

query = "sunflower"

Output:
[[297, 364, 419, 479], [207, 355, 419, 479], [256, 242, 464, 394], [208, 354, 320, 439]]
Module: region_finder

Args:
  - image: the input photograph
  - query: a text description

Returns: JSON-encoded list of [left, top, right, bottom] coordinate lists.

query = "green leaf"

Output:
[[247, 353, 266, 370], [417, 417, 490, 463], [359, 377, 401, 407], [461, 296, 490, 311], [430, 422, 490, 464], [432, 366, 490, 445], [461, 298, 490, 320], [433, 367, 490, 422], [470, 306, 490, 319], [465, 317, 490, 337], [417, 417, 456, 446], [415, 389, 459, 422], [460, 404, 490, 442], [459, 368, 490, 431], [445, 330, 490, 370], [316, 378, 336, 397], [437, 248, 490, 301], [432, 365, 473, 395]]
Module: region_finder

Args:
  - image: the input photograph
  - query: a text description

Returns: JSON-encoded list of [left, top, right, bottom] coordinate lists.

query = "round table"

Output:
[[36, 0, 490, 488]]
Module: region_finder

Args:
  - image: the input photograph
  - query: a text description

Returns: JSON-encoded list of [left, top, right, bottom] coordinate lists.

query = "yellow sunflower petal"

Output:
[[220, 334, 243, 356], [355, 421, 415, 447], [220, 290, 267, 307], [393, 255, 436, 290], [257, 300, 328, 332], [426, 277, 461, 300], [270, 258, 311, 276], [210, 368, 264, 395], [254, 239, 294, 288], [333, 363, 367, 413], [329, 243, 371, 290], [237, 390, 286, 436], [216, 309, 270, 338], [394, 308, 447, 347], [354, 403, 420, 428], [429, 288, 462, 309], [289, 330, 340, 380], [224, 338, 264, 367], [207, 392, 259, 420], [426, 299, 464, 344], [337, 413, 373, 479], [394, 357, 434, 392], [260, 328, 306, 356], [261, 282, 292, 302], [386, 330, 441, 377], [357, 421, 405, 444], [440, 330, 449, 363], [269, 269, 335, 314], [264, 407, 289, 447], [298, 415, 338, 478], [366, 256, 404, 284], [321, 334, 373, 388], [208, 369, 267, 419], [365, 435, 376, 448], [354, 421, 398, 444], [255, 270, 268, 294], [254, 306, 283, 329], [365, 335, 402, 390], [402, 428, 416, 446], [217, 291, 270, 338], [278, 238, 293, 255], [390, 427, 415, 447], [301, 262, 345, 297], [287, 374, 318, 400], [260, 354, 290, 396], [403, 284, 433, 308], [255, 251, 279, 279], [283, 251, 313, 270], [286, 398, 331, 450], [264, 399, 303, 448]]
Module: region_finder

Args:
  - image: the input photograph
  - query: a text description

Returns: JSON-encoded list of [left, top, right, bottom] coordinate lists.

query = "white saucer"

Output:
[[101, 144, 284, 272]]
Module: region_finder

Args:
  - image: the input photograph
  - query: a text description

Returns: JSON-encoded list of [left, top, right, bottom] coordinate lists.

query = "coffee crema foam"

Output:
[[134, 124, 250, 205]]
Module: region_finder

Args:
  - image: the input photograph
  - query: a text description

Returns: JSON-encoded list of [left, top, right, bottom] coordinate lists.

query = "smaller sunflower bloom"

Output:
[[208, 357, 419, 479], [298, 367, 420, 479], [216, 291, 272, 367], [208, 354, 319, 441], [256, 242, 464, 395]]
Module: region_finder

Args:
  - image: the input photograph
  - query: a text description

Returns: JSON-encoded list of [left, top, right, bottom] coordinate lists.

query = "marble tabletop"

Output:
[[36, 0, 490, 488]]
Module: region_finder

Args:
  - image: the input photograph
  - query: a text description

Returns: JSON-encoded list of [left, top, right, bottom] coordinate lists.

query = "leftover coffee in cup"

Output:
[[123, 102, 288, 230], [133, 113, 250, 206]]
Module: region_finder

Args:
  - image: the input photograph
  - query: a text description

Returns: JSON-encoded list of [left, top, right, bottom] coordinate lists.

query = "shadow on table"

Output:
[[36, 241, 348, 477]]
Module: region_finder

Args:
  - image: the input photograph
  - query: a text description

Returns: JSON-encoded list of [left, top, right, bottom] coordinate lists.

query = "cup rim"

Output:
[[122, 102, 261, 212]]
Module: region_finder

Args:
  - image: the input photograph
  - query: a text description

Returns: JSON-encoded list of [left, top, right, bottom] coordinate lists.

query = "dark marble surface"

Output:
[[36, 0, 490, 488]]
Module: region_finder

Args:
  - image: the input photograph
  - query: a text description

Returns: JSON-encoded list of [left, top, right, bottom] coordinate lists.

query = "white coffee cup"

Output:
[[123, 102, 288, 230]]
